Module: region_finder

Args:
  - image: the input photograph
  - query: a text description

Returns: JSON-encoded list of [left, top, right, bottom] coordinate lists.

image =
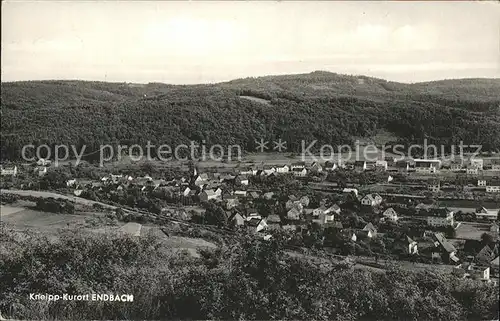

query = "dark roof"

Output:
[[433, 233, 456, 253]]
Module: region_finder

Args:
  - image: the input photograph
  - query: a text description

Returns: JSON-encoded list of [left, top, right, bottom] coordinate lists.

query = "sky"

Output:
[[1, 1, 499, 84]]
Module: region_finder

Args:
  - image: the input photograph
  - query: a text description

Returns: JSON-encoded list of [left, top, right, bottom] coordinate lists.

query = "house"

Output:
[[490, 222, 499, 233], [454, 263, 490, 281], [361, 193, 383, 207], [312, 206, 340, 221], [324, 161, 337, 171], [245, 208, 262, 221], [469, 158, 484, 170], [360, 223, 377, 238], [248, 191, 260, 200], [35, 166, 48, 176], [230, 213, 245, 227], [450, 160, 463, 171], [66, 179, 77, 187], [239, 167, 257, 176], [340, 230, 357, 242], [375, 160, 388, 171], [309, 162, 323, 173], [326, 204, 341, 215], [223, 196, 238, 210], [73, 189, 83, 196], [491, 159, 500, 171], [475, 207, 498, 221], [263, 192, 275, 200], [466, 166, 479, 175], [291, 162, 306, 170], [275, 165, 290, 174], [247, 217, 268, 233], [427, 179, 441, 193], [299, 196, 310, 207], [181, 187, 192, 197], [0, 165, 18, 176], [234, 190, 247, 197], [406, 236, 419, 255], [491, 256, 499, 275], [292, 167, 307, 177], [266, 214, 281, 225], [414, 159, 441, 173], [432, 232, 459, 263], [199, 190, 219, 202], [395, 160, 411, 172], [342, 188, 359, 197], [286, 199, 303, 210], [384, 156, 397, 166], [426, 208, 454, 227], [475, 245, 496, 265], [312, 212, 335, 225], [354, 161, 367, 171], [382, 207, 399, 222], [237, 175, 249, 186], [485, 181, 500, 193], [287, 207, 302, 220], [193, 175, 207, 187], [36, 158, 51, 166], [477, 179, 487, 187]]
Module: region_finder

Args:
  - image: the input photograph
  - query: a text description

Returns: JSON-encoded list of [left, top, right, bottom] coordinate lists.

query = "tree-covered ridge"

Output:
[[1, 72, 500, 160]]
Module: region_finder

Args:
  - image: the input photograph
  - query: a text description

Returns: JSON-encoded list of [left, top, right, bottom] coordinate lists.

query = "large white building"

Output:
[[414, 159, 441, 173]]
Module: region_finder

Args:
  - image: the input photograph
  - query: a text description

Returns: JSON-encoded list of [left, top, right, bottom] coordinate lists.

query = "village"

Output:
[[1, 155, 500, 284]]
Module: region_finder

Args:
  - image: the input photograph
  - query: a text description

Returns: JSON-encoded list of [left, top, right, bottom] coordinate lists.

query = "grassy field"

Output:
[[455, 222, 495, 240], [1, 206, 88, 229]]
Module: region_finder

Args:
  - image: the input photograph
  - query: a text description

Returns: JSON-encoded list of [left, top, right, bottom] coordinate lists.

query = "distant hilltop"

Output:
[[1, 71, 500, 160]]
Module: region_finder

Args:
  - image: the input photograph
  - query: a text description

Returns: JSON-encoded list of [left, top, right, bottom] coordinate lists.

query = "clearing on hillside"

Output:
[[239, 95, 271, 105]]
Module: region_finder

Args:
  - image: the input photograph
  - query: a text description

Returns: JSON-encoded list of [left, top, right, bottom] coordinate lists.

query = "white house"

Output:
[[199, 190, 219, 202], [406, 236, 418, 255], [478, 179, 487, 187], [66, 179, 77, 187], [292, 168, 307, 177], [469, 158, 484, 170], [181, 187, 192, 197], [342, 188, 359, 197], [491, 161, 500, 171], [361, 223, 377, 238], [312, 204, 339, 220], [290, 162, 306, 170], [486, 181, 500, 193], [0, 165, 18, 176], [426, 208, 454, 227], [466, 167, 479, 175], [382, 208, 399, 222], [234, 190, 247, 197], [475, 207, 498, 221], [361, 193, 383, 207], [450, 161, 463, 172], [275, 165, 290, 174], [414, 159, 441, 173]]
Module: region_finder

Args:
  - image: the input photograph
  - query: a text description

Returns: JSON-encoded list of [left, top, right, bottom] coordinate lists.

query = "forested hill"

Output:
[[1, 71, 500, 160]]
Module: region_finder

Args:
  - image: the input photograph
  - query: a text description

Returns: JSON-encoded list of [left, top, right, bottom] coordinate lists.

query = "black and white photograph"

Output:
[[1, 1, 500, 320]]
